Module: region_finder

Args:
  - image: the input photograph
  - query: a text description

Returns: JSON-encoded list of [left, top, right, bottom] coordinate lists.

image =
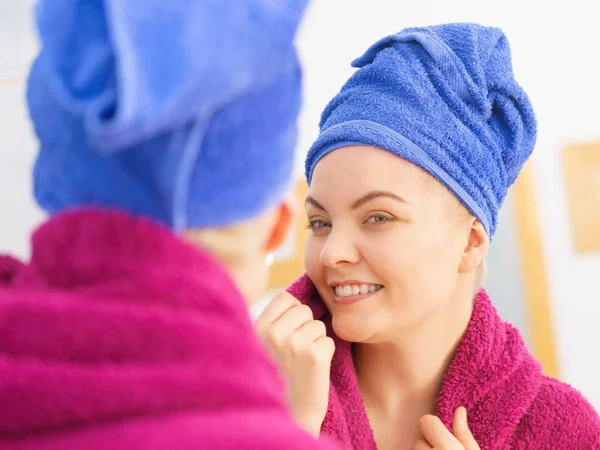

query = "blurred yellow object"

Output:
[[515, 163, 559, 378], [563, 141, 600, 253]]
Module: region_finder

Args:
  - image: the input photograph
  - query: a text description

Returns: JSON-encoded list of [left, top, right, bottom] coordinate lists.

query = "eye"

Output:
[[306, 219, 331, 236], [366, 215, 391, 224], [307, 220, 331, 229]]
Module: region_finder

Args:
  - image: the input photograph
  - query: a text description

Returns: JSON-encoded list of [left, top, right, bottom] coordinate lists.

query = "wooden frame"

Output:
[[514, 162, 559, 378], [562, 141, 600, 253]]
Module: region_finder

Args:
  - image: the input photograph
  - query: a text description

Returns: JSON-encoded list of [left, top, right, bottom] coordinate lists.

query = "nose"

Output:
[[319, 227, 360, 268]]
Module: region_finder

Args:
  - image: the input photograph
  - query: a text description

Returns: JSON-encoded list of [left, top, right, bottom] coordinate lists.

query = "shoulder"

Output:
[[514, 375, 600, 449]]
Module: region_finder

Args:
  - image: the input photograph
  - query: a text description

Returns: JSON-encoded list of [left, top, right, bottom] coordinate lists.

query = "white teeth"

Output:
[[334, 284, 382, 298]]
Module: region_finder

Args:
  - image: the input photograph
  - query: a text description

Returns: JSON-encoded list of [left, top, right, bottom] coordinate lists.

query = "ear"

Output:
[[458, 218, 489, 274], [264, 195, 295, 254]]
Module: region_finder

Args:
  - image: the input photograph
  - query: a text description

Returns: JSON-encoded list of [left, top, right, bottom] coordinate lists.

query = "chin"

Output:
[[331, 312, 376, 343]]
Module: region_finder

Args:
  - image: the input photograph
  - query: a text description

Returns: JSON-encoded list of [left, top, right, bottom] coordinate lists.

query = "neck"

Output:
[[226, 259, 267, 304], [354, 287, 474, 417], [183, 232, 267, 305]]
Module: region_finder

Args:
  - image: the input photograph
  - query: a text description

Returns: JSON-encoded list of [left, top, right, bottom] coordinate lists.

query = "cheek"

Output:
[[360, 230, 420, 276], [304, 235, 323, 281], [304, 236, 336, 310], [362, 228, 452, 292]]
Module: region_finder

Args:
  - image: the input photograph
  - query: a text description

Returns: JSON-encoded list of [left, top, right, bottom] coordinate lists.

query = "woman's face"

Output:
[[304, 146, 478, 343]]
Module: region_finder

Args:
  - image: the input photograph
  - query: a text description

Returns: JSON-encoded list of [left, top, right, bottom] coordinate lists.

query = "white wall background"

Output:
[[1, 0, 599, 409], [0, 0, 45, 258]]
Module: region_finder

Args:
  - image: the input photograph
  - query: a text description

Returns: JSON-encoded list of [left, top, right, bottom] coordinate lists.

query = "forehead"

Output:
[[309, 145, 437, 202]]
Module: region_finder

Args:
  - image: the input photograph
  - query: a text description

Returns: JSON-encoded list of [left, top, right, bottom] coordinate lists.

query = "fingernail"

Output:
[[460, 407, 467, 423]]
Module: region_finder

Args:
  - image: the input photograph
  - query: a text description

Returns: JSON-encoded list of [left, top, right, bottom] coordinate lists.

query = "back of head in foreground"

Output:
[[0, 0, 339, 448]]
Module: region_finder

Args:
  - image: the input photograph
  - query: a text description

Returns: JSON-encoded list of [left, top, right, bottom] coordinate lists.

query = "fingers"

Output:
[[253, 294, 333, 439], [452, 407, 480, 450], [313, 335, 335, 365], [291, 319, 327, 344], [283, 317, 334, 366], [255, 292, 300, 328], [417, 409, 480, 450], [255, 292, 332, 363], [419, 415, 457, 448], [273, 303, 314, 332], [263, 304, 314, 347], [286, 320, 326, 358]]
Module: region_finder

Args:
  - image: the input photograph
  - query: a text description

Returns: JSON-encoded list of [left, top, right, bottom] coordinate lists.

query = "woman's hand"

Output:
[[413, 407, 480, 450], [255, 292, 335, 437]]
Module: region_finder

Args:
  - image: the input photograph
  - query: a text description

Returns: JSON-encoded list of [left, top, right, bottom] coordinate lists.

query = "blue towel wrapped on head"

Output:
[[28, 0, 307, 230], [305, 23, 537, 237]]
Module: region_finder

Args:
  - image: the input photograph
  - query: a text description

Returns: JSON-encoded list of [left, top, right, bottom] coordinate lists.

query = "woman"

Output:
[[257, 24, 600, 449]]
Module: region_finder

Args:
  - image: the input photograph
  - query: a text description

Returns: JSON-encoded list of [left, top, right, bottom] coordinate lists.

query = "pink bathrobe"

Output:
[[288, 275, 600, 450], [0, 210, 336, 450]]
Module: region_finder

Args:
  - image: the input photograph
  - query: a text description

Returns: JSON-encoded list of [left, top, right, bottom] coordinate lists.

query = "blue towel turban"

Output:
[[28, 0, 307, 230], [305, 23, 537, 237]]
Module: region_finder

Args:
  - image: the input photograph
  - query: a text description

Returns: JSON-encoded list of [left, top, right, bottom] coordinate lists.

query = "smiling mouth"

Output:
[[334, 283, 383, 297], [331, 283, 383, 304]]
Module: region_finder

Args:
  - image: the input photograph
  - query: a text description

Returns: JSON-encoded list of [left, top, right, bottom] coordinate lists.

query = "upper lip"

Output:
[[328, 280, 380, 288]]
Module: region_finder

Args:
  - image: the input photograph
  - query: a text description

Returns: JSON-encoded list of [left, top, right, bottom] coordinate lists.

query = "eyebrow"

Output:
[[351, 190, 408, 210], [305, 190, 408, 213], [305, 196, 327, 212]]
